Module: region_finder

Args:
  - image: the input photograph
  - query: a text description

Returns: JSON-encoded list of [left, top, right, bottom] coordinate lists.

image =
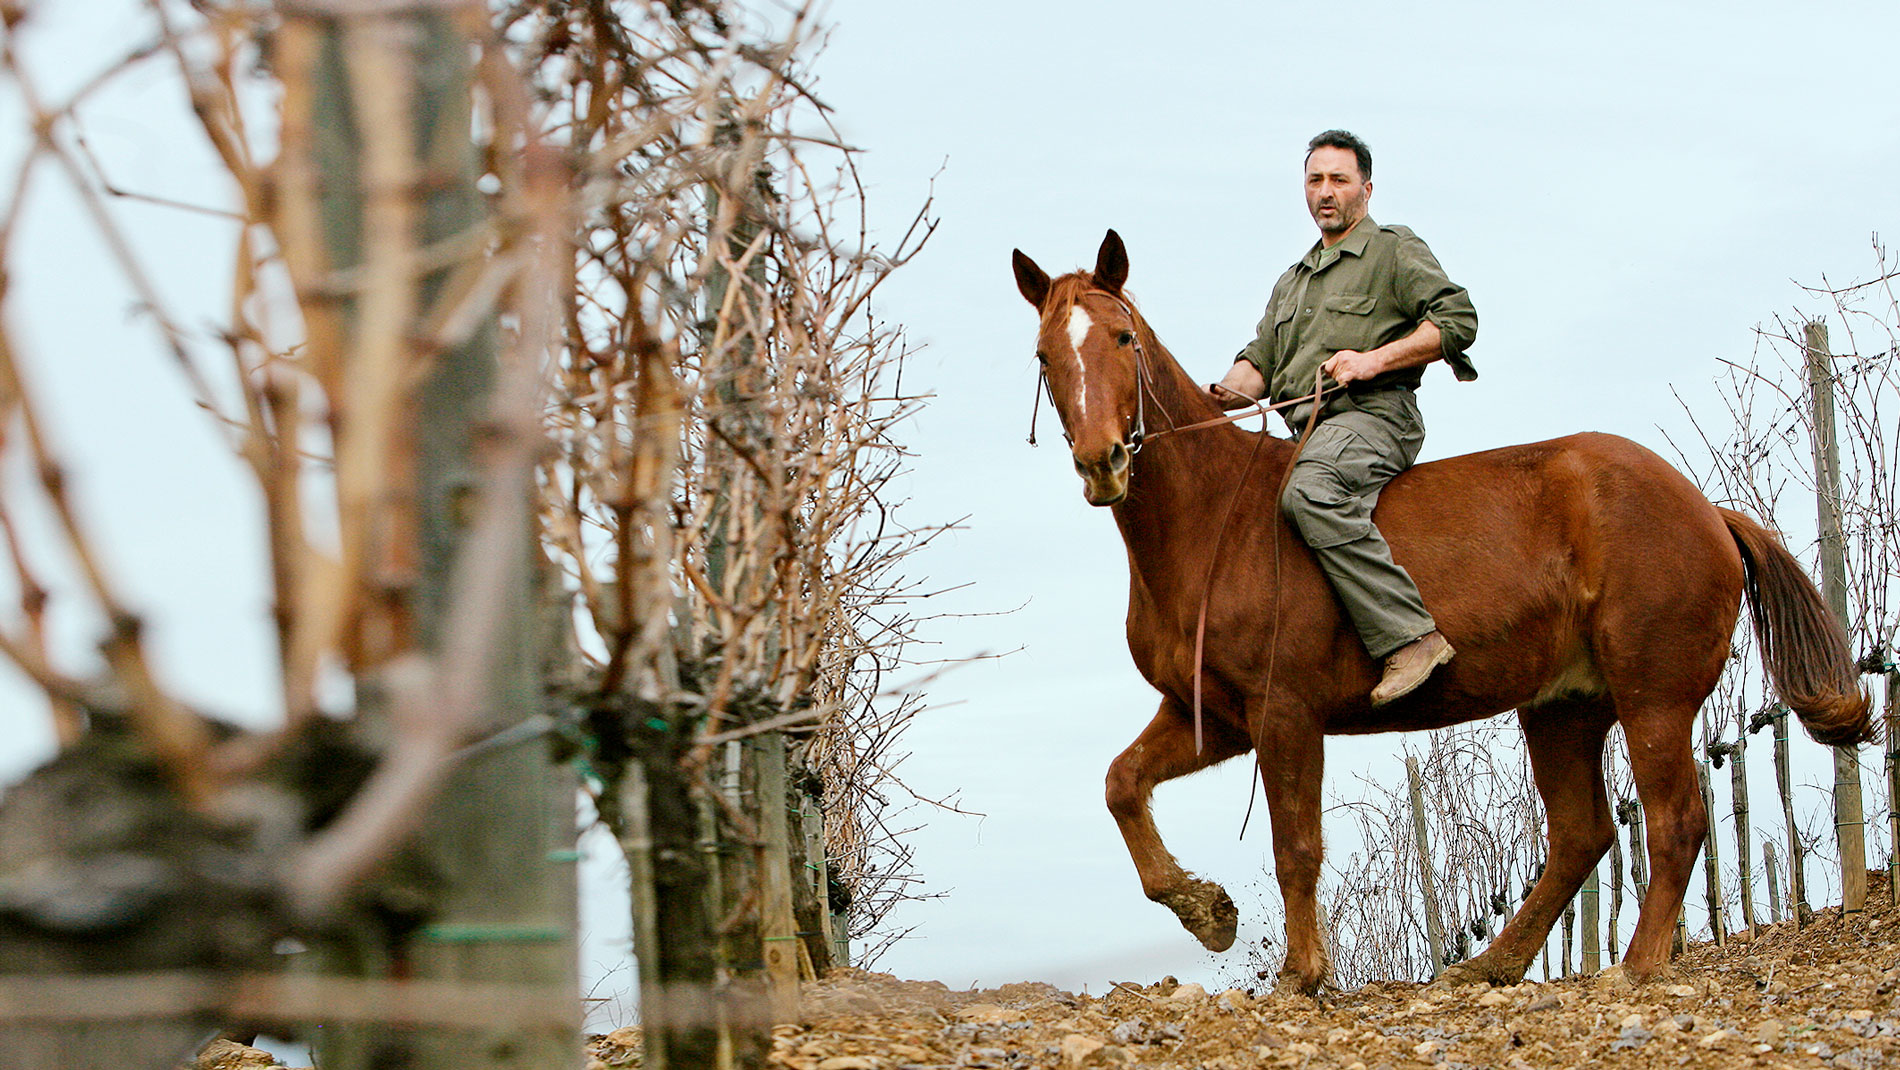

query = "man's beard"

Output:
[[1314, 200, 1360, 234]]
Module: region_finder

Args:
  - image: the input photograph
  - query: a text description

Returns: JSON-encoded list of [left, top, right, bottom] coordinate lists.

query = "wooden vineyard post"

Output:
[[715, 739, 768, 1070], [796, 776, 837, 977], [832, 888, 853, 970], [1406, 757, 1446, 978], [1805, 319, 1868, 915], [1697, 759, 1726, 945], [1764, 840, 1783, 924], [1607, 824, 1623, 963], [1724, 737, 1757, 938], [1580, 869, 1601, 973], [757, 734, 801, 1024], [1887, 669, 1900, 899], [282, 9, 577, 1067], [620, 763, 669, 1070], [1630, 800, 1649, 907], [1561, 897, 1575, 977], [1773, 707, 1810, 926]]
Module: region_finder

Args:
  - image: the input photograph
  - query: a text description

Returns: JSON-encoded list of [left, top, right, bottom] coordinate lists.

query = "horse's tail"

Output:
[[1721, 507, 1875, 746]]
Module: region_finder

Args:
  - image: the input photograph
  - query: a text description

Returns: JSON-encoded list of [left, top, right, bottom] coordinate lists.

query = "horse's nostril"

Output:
[[1108, 441, 1130, 470], [1074, 457, 1090, 476]]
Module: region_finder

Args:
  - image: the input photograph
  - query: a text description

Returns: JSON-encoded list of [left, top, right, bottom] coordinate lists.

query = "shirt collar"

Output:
[[1302, 216, 1377, 269]]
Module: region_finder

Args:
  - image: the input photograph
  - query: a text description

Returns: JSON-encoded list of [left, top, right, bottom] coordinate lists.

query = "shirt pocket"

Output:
[[1270, 296, 1299, 355], [1320, 291, 1378, 351]]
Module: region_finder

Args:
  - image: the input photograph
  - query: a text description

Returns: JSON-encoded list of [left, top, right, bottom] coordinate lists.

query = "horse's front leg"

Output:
[[1257, 709, 1329, 994], [1105, 696, 1250, 951]]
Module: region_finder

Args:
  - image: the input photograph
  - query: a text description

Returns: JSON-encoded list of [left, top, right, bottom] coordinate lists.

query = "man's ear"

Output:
[[1092, 229, 1128, 294], [1013, 248, 1051, 309]]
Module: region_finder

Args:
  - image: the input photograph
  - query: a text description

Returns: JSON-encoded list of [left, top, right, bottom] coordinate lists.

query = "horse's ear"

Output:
[[1092, 229, 1129, 294], [1013, 248, 1050, 309]]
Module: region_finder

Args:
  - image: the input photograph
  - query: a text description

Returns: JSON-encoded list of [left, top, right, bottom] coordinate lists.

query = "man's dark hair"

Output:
[[1305, 129, 1371, 181]]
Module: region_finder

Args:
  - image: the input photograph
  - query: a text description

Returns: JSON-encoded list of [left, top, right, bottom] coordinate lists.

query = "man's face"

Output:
[[1304, 145, 1371, 239]]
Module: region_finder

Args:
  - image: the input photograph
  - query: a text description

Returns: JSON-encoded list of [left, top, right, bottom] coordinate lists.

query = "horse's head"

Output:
[[1012, 229, 1148, 506]]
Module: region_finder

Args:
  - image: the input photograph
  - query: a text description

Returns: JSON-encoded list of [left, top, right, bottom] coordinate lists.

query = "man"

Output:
[[1210, 129, 1478, 705]]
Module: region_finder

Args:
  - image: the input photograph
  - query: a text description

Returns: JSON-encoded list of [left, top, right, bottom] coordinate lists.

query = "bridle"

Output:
[[1027, 288, 1169, 451], [1023, 286, 1342, 759], [1026, 287, 1335, 450]]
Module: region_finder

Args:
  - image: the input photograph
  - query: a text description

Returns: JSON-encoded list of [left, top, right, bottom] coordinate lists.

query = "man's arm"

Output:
[[1321, 320, 1441, 385], [1209, 358, 1266, 409], [1396, 230, 1477, 380]]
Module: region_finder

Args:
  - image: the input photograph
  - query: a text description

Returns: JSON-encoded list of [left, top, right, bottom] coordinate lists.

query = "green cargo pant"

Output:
[[1278, 388, 1435, 659]]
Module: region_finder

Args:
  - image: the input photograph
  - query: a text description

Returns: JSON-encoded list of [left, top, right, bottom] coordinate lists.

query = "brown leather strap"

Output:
[[1148, 382, 1343, 444], [1190, 367, 1331, 754]]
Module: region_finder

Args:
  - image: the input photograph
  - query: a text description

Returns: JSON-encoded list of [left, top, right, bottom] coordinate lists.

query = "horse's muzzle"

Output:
[[1073, 440, 1132, 506]]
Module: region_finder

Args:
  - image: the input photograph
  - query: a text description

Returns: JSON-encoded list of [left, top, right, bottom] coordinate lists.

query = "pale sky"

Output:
[[1, 0, 1897, 1031]]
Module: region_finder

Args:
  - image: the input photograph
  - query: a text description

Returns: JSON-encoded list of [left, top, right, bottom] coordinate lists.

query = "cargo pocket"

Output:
[[1280, 427, 1376, 549]]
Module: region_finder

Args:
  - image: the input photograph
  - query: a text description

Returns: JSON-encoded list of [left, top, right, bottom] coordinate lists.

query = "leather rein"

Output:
[[1027, 288, 1338, 754]]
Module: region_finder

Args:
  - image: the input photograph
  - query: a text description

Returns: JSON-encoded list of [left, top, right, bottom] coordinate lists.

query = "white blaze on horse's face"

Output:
[[1012, 233, 1141, 507], [1045, 295, 1138, 507], [1066, 304, 1094, 420]]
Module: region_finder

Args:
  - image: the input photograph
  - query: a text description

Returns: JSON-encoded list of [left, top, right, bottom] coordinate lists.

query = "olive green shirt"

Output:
[[1236, 217, 1478, 408]]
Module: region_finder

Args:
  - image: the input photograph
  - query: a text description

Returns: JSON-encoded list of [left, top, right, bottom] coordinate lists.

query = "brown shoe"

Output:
[[1370, 630, 1455, 706]]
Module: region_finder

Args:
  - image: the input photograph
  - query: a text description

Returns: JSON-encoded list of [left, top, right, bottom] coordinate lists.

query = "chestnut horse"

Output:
[[1011, 229, 1873, 992]]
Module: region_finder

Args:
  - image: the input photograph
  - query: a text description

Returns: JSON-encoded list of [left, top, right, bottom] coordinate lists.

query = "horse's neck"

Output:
[[1112, 334, 1290, 597]]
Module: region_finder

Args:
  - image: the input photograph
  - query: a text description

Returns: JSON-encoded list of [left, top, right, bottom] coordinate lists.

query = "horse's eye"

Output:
[[1035, 350, 1048, 365], [1117, 331, 1135, 346]]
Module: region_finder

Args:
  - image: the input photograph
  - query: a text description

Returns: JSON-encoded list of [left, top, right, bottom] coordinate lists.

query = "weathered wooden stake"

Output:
[[1630, 801, 1649, 908], [293, 11, 577, 1067], [1764, 839, 1783, 924], [1886, 670, 1900, 899], [1697, 759, 1726, 945], [756, 734, 801, 1023], [1607, 825, 1623, 963], [1773, 708, 1809, 927], [1728, 737, 1757, 937], [1405, 757, 1446, 978], [797, 780, 836, 977], [1805, 319, 1868, 915], [620, 764, 667, 1070], [1580, 869, 1600, 973], [1561, 897, 1575, 977]]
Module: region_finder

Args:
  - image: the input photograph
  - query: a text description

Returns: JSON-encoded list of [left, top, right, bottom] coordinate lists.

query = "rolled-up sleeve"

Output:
[[1395, 232, 1478, 382]]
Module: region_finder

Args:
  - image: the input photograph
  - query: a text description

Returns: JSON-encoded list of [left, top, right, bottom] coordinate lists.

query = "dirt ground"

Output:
[[200, 875, 1900, 1069], [600, 874, 1899, 1070]]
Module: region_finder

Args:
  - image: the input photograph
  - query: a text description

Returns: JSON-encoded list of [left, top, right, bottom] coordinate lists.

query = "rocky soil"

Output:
[[204, 878, 1900, 1069]]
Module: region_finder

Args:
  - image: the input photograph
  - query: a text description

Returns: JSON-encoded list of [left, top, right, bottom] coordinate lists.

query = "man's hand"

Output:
[[1321, 348, 1384, 385], [1323, 321, 1443, 385], [1209, 359, 1265, 410]]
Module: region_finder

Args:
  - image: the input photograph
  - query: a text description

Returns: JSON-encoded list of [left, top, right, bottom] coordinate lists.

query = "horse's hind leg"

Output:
[[1442, 697, 1616, 986], [1617, 703, 1707, 981], [1105, 697, 1250, 952]]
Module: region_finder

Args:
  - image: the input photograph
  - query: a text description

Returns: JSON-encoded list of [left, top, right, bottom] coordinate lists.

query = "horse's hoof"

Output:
[[1272, 969, 1324, 998], [1158, 880, 1238, 952], [1433, 954, 1524, 990], [1432, 960, 1491, 989], [1592, 964, 1637, 995], [1594, 961, 1675, 994]]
